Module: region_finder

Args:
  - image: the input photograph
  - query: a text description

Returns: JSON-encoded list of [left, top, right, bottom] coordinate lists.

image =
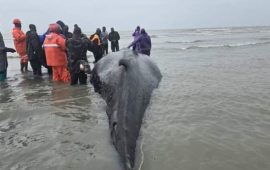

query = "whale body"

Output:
[[91, 49, 162, 170]]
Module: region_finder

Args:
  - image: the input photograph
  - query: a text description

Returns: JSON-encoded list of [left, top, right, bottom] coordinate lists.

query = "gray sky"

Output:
[[1, 0, 270, 33]]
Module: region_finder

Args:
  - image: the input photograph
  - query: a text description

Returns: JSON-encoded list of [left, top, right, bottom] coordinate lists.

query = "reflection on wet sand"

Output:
[[0, 82, 14, 103], [0, 66, 122, 170], [51, 83, 96, 123]]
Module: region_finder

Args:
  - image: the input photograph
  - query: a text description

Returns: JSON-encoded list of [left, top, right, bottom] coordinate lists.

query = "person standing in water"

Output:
[[0, 31, 16, 81], [43, 23, 70, 83], [132, 26, 141, 51], [63, 25, 73, 39], [109, 27, 120, 52], [90, 28, 103, 63], [100, 26, 109, 55], [38, 28, 52, 76], [26, 24, 43, 76], [66, 25, 90, 85], [12, 18, 28, 72], [128, 28, 151, 56]]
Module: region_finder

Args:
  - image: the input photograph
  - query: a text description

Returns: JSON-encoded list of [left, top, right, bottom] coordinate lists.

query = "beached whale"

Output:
[[90, 49, 162, 170]]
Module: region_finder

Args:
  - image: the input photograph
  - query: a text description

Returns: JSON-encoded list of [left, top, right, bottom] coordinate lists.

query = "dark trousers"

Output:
[[93, 46, 103, 63], [94, 53, 102, 63], [70, 72, 87, 85], [30, 59, 42, 75], [111, 41, 119, 52], [20, 62, 28, 72], [102, 43, 108, 55], [47, 66, 52, 76]]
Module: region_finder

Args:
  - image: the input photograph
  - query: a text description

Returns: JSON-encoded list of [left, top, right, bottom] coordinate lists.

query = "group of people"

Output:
[[0, 19, 152, 84], [89, 26, 120, 62]]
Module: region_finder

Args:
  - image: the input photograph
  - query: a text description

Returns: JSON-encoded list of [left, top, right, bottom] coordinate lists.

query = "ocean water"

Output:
[[1, 27, 270, 170]]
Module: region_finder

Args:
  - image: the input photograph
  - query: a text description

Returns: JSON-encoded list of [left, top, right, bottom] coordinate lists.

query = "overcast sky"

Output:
[[1, 0, 270, 33]]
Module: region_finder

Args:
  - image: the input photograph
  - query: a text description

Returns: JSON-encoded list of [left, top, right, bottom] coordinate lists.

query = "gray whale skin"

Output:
[[90, 49, 162, 170]]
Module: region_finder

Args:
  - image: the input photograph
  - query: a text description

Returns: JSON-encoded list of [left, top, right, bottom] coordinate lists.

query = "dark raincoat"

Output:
[[129, 31, 151, 56], [0, 32, 8, 73]]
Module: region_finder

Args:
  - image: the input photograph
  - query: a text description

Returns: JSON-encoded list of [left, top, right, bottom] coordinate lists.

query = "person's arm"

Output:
[[4, 47, 16, 53], [128, 37, 140, 48], [57, 35, 66, 51], [26, 32, 30, 53], [0, 33, 15, 53], [13, 31, 26, 42]]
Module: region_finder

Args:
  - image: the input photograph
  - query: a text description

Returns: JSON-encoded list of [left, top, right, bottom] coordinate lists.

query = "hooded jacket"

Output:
[[67, 35, 89, 61], [129, 32, 151, 56], [12, 27, 27, 56], [43, 33, 67, 66], [108, 31, 120, 42], [66, 34, 90, 73], [132, 30, 141, 51], [26, 24, 43, 61], [0, 32, 7, 72], [132, 30, 140, 39]]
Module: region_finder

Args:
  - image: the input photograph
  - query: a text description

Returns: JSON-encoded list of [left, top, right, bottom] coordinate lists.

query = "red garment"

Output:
[[52, 66, 70, 83], [13, 19, 21, 24], [49, 23, 60, 33], [44, 33, 67, 66], [12, 27, 28, 63]]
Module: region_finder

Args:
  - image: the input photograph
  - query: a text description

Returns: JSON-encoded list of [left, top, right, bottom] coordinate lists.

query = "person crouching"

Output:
[[43, 23, 70, 83], [66, 25, 91, 85]]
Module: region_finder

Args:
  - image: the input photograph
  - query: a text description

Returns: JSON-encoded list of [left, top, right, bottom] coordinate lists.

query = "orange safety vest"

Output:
[[90, 34, 101, 45], [12, 27, 27, 57], [43, 33, 67, 66]]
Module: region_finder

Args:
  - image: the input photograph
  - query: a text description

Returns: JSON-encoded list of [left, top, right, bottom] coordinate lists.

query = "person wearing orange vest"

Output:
[[43, 23, 70, 83], [12, 18, 28, 72], [89, 28, 103, 63]]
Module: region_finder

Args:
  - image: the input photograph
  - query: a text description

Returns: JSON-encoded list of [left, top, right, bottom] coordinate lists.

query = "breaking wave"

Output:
[[183, 41, 270, 50], [166, 40, 205, 44]]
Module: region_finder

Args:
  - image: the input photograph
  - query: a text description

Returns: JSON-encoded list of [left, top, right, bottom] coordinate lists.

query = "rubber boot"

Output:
[[20, 63, 24, 72], [25, 63, 28, 72]]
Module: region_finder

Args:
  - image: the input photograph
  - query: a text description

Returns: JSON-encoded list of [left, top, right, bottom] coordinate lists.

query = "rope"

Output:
[[138, 137, 144, 170]]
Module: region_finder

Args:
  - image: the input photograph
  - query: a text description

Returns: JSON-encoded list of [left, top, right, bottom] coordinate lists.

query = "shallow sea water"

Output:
[[1, 27, 270, 170]]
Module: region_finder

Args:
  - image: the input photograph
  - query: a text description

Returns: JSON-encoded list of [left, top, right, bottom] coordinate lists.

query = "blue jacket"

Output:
[[39, 30, 49, 44], [100, 31, 109, 44]]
